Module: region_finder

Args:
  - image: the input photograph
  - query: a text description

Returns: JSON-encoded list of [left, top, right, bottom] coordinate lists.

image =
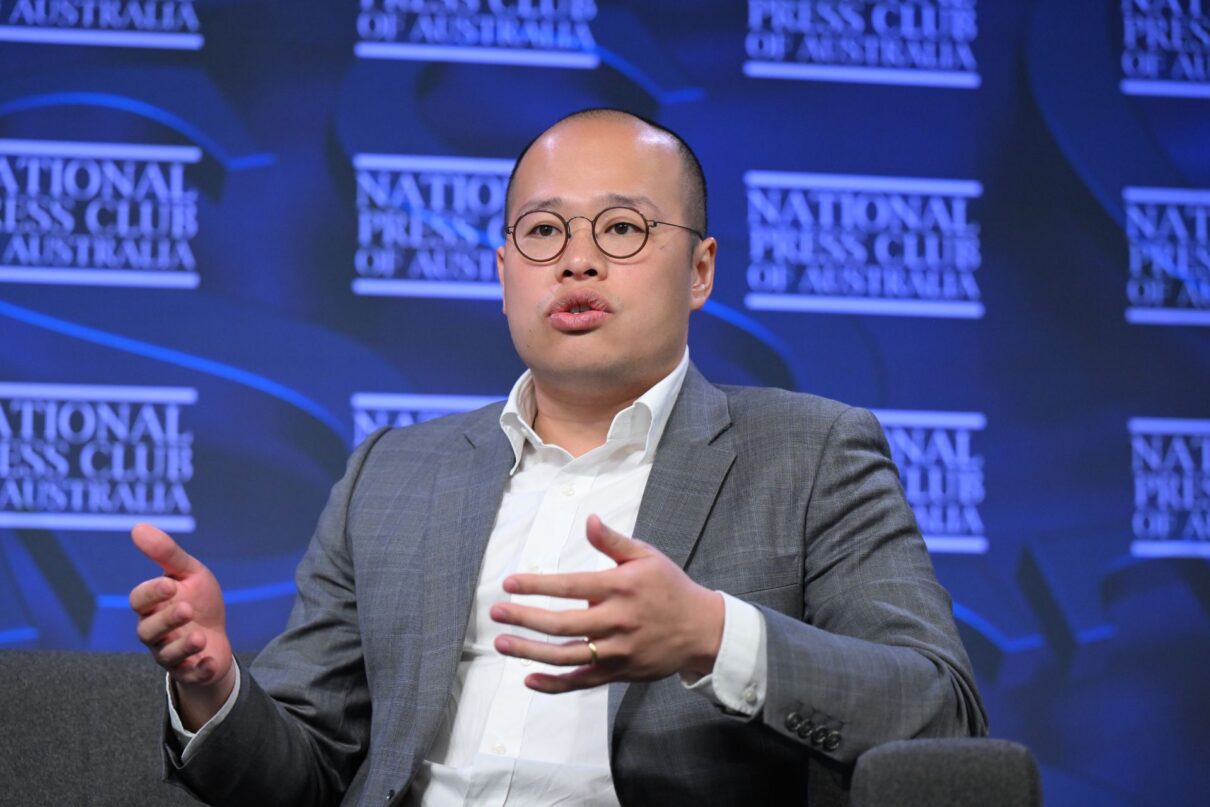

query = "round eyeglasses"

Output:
[[503, 206, 705, 263]]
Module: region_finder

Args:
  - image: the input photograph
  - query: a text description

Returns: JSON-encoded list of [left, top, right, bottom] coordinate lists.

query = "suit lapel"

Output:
[[608, 365, 735, 736], [412, 412, 514, 767]]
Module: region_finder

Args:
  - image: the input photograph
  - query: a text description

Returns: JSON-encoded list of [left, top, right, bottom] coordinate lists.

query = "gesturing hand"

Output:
[[129, 523, 235, 727], [490, 514, 724, 694]]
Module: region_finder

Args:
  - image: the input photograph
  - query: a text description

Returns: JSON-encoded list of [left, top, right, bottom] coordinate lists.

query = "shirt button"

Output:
[[743, 686, 758, 705], [561, 485, 575, 497], [528, 564, 542, 574], [492, 742, 507, 755], [520, 657, 532, 666]]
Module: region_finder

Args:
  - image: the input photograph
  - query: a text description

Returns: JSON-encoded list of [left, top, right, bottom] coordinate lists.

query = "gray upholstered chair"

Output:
[[0, 651, 1040, 806], [0, 650, 197, 806], [851, 737, 1041, 807]]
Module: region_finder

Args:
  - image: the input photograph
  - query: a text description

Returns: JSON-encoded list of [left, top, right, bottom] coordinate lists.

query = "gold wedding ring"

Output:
[[586, 640, 599, 665]]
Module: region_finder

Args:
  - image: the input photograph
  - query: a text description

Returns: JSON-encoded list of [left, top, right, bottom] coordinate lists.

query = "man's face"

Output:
[[497, 117, 715, 396]]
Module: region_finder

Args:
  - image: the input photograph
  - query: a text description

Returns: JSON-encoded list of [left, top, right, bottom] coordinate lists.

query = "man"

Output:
[[130, 109, 986, 805]]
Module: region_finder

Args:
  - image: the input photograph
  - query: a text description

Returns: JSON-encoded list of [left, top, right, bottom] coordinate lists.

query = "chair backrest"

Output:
[[0, 650, 198, 806], [0, 650, 1038, 807], [851, 737, 1042, 807]]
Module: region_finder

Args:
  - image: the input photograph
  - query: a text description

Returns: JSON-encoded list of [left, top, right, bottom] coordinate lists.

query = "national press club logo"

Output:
[[745, 171, 983, 318], [1120, 0, 1210, 98], [1130, 418, 1210, 558], [744, 0, 979, 88], [353, 154, 511, 299], [0, 139, 202, 289], [0, 383, 196, 532], [873, 409, 988, 554], [1123, 185, 1210, 325], [0, 0, 203, 49], [355, 0, 599, 68], [351, 393, 501, 446]]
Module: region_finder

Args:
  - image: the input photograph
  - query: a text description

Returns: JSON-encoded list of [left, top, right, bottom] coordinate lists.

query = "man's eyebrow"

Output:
[[515, 194, 664, 218], [517, 197, 564, 217], [604, 193, 661, 213]]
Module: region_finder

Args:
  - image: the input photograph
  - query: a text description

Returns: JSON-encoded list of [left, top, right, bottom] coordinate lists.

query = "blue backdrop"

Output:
[[2, 2, 1208, 804]]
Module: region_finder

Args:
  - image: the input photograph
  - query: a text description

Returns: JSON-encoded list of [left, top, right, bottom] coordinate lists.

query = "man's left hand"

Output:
[[490, 514, 724, 694]]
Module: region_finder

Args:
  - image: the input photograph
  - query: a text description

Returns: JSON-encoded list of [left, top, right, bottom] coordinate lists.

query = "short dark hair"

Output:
[[504, 108, 708, 234]]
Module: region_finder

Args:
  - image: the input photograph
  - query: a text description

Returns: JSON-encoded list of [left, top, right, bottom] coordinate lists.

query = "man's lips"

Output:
[[546, 290, 612, 333]]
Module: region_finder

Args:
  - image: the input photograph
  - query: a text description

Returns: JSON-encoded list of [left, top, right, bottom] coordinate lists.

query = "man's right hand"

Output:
[[129, 522, 236, 730]]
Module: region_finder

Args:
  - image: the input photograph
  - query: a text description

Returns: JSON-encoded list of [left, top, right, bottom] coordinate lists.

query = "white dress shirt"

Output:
[[169, 349, 768, 805]]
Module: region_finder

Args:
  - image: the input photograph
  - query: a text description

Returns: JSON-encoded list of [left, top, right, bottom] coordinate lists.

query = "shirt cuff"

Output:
[[679, 591, 767, 718], [165, 662, 241, 764]]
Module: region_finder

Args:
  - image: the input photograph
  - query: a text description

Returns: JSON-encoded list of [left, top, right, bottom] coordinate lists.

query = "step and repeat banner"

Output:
[[1, 1, 1207, 804]]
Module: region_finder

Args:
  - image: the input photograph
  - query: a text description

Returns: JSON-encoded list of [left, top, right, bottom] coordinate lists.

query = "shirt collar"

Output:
[[498, 348, 691, 474]]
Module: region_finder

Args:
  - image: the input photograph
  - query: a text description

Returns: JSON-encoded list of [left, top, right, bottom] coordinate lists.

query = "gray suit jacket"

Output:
[[165, 365, 986, 806]]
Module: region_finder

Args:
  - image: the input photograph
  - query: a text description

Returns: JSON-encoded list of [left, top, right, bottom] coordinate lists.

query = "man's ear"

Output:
[[496, 245, 507, 315], [689, 236, 716, 311]]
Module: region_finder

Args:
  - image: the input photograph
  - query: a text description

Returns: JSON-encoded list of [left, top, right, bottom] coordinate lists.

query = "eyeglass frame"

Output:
[[502, 205, 707, 263]]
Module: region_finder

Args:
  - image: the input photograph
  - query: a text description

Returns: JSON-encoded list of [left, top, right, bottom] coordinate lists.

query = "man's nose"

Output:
[[558, 217, 605, 279]]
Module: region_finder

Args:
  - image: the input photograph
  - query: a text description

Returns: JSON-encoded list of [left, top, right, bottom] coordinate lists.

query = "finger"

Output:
[[179, 655, 224, 686], [586, 514, 649, 564], [489, 602, 605, 636], [495, 635, 598, 667], [136, 600, 193, 648], [169, 653, 224, 687], [129, 577, 177, 615], [154, 629, 208, 670], [131, 522, 201, 579], [525, 666, 614, 694], [503, 569, 611, 600]]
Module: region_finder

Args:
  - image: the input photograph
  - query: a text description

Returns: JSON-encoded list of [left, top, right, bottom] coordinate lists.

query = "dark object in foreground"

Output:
[[0, 651, 1039, 806]]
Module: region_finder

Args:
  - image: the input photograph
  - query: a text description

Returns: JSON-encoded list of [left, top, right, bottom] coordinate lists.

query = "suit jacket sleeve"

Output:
[[161, 427, 391, 806], [757, 405, 987, 764]]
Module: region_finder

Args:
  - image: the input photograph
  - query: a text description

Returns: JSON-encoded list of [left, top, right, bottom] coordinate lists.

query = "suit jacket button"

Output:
[[785, 712, 804, 732], [824, 731, 842, 752], [796, 720, 814, 739], [810, 726, 830, 746]]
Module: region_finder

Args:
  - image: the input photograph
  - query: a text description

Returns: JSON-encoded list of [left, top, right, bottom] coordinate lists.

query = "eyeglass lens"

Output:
[[512, 206, 649, 262]]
